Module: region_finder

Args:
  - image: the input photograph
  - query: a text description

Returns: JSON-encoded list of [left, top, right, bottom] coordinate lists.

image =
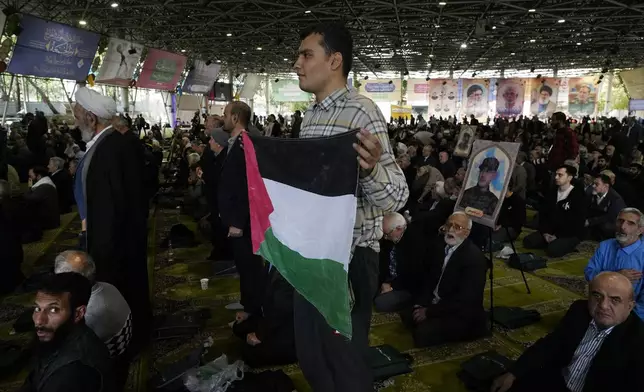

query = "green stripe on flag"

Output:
[[257, 226, 352, 338]]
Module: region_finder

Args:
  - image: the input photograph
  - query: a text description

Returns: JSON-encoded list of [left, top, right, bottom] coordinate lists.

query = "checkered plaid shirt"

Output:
[[300, 87, 409, 252]]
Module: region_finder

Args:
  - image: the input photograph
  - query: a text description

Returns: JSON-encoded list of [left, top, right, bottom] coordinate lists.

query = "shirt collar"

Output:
[[315, 87, 350, 111], [590, 319, 615, 336], [85, 125, 113, 151], [618, 238, 642, 255]]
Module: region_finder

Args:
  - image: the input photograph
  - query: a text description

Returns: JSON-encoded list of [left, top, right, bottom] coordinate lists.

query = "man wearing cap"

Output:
[[459, 157, 500, 216], [73, 86, 150, 353]]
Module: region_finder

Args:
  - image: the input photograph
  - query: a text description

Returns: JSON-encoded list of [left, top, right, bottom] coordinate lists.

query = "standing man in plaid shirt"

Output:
[[292, 23, 409, 391]]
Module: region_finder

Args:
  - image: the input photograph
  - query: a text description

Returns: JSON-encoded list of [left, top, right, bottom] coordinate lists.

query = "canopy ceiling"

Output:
[[6, 0, 644, 77]]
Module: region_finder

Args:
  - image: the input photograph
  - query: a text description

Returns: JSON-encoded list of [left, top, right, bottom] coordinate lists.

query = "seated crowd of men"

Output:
[[1, 104, 644, 392]]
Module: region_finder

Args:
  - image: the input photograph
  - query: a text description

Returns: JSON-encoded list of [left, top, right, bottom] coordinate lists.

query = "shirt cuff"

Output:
[[359, 162, 384, 189]]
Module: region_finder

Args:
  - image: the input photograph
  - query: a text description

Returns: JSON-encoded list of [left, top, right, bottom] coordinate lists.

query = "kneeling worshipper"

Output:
[[73, 87, 150, 354], [375, 212, 432, 313], [232, 267, 297, 368], [400, 212, 489, 347], [491, 272, 644, 392], [19, 273, 115, 392], [584, 208, 644, 320]]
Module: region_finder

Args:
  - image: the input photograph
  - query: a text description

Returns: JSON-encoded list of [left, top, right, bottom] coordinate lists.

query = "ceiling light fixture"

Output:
[[530, 39, 536, 43], [438, 2, 447, 5], [241, 52, 246, 55], [226, 33, 232, 37], [528, 8, 535, 12], [576, 42, 581, 45], [79, 20, 87, 25], [216, 59, 221, 63], [111, 2, 119, 7], [283, 58, 288, 61], [558, 19, 565, 23], [181, 49, 186, 52], [304, 10, 311, 14], [492, 26, 497, 30], [429, 54, 434, 57], [257, 47, 262, 50], [460, 43, 467, 48], [435, 24, 440, 28], [510, 52, 515, 55]]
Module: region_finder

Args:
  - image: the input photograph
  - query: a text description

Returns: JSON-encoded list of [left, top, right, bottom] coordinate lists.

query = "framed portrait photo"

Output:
[[454, 140, 520, 228], [453, 125, 476, 157]]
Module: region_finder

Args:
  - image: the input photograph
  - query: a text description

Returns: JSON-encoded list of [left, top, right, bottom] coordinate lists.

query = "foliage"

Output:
[[597, 75, 629, 112]]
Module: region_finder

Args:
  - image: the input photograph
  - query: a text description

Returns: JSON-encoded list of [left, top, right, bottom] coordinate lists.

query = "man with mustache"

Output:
[[491, 272, 644, 392], [400, 212, 488, 347], [73, 87, 149, 353], [584, 208, 644, 320], [20, 272, 114, 392]]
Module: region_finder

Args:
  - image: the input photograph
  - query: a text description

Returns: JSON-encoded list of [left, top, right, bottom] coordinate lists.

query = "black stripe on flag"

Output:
[[247, 130, 359, 197]]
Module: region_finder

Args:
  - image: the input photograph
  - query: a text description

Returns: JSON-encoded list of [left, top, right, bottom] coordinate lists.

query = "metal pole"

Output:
[[265, 73, 270, 116], [400, 71, 404, 105], [1, 74, 15, 126]]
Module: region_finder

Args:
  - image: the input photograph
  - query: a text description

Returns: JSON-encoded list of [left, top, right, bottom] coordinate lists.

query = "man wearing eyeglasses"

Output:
[[400, 212, 489, 347]]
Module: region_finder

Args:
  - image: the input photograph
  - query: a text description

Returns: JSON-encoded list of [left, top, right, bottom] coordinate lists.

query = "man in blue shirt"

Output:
[[584, 207, 644, 319]]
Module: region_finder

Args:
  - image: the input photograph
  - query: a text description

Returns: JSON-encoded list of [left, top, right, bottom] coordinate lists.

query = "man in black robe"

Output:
[[73, 87, 150, 353]]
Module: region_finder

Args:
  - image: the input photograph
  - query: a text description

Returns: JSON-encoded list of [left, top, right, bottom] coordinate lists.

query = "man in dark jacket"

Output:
[[523, 165, 587, 257], [25, 166, 60, 230], [48, 157, 74, 214], [491, 272, 644, 392], [232, 268, 296, 368], [20, 273, 114, 392], [218, 102, 266, 316], [585, 174, 626, 241], [547, 112, 579, 171], [401, 212, 488, 347]]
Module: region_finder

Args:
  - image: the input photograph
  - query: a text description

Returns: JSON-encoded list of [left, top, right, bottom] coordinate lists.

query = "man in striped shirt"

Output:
[[491, 272, 644, 392], [292, 22, 409, 392]]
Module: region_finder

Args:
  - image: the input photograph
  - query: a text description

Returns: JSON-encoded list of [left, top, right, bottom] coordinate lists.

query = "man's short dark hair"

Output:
[[38, 272, 92, 310], [230, 101, 251, 127], [467, 85, 483, 97], [559, 164, 577, 178], [597, 174, 612, 186], [552, 112, 566, 124], [300, 23, 353, 77], [539, 85, 553, 96], [30, 166, 49, 178]]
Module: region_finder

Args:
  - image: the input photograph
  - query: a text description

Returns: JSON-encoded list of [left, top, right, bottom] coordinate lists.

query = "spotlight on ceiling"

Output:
[[181, 49, 186, 53], [111, 2, 119, 8], [528, 8, 536, 12], [438, 1, 446, 5], [472, 72, 476, 77], [530, 67, 535, 72], [304, 10, 311, 14], [601, 67, 608, 73], [226, 33, 232, 37], [388, 80, 393, 84], [274, 78, 279, 83], [235, 73, 240, 78], [403, 70, 409, 76], [128, 47, 137, 55], [216, 59, 221, 63], [599, 74, 604, 79], [442, 81, 447, 85], [205, 60, 212, 65], [529, 39, 536, 43], [364, 75, 368, 80], [492, 25, 497, 30], [460, 43, 467, 49], [557, 19, 565, 23], [79, 20, 87, 25], [425, 77, 430, 81], [510, 52, 515, 55]]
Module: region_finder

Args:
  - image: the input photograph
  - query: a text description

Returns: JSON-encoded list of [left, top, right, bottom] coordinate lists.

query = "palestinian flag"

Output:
[[242, 130, 359, 338]]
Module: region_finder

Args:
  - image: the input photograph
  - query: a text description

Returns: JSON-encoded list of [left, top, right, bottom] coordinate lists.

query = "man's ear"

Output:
[[330, 52, 343, 72], [73, 305, 87, 323]]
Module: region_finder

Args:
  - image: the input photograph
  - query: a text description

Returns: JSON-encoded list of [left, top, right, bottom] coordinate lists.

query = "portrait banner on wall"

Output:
[[407, 79, 429, 102], [453, 125, 476, 157], [137, 48, 187, 90], [183, 60, 221, 94], [568, 76, 598, 118], [428, 79, 458, 118], [462, 79, 490, 121], [530, 78, 560, 118], [271, 79, 312, 102], [454, 140, 520, 228], [8, 15, 100, 80], [496, 79, 526, 118], [411, 105, 428, 118], [96, 38, 144, 86], [391, 104, 412, 119], [361, 79, 401, 102]]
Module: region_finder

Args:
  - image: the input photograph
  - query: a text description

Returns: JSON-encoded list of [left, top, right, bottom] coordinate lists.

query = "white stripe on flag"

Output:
[[263, 178, 357, 267]]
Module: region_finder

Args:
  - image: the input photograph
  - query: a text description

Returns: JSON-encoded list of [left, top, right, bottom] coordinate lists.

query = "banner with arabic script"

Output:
[[361, 79, 401, 102], [182, 60, 220, 94], [137, 48, 187, 90], [7, 15, 100, 80], [96, 37, 144, 86]]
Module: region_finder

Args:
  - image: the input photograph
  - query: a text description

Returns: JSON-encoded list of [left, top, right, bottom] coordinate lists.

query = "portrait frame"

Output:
[[454, 140, 520, 228], [453, 125, 476, 157]]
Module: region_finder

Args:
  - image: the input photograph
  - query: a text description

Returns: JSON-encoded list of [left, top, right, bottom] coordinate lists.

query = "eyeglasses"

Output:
[[439, 223, 467, 232]]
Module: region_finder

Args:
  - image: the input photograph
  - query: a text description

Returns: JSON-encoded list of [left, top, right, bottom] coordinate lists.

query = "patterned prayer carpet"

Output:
[[0, 207, 597, 392]]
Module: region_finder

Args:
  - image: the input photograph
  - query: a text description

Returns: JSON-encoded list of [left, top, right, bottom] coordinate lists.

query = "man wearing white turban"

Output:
[[73, 86, 151, 354]]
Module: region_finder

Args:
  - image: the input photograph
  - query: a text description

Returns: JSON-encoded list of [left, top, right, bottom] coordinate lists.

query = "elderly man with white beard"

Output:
[[400, 212, 489, 347], [72, 86, 150, 353]]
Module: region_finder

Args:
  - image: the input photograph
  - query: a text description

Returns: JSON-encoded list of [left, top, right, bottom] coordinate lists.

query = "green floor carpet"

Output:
[[0, 206, 597, 392], [149, 208, 596, 392]]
